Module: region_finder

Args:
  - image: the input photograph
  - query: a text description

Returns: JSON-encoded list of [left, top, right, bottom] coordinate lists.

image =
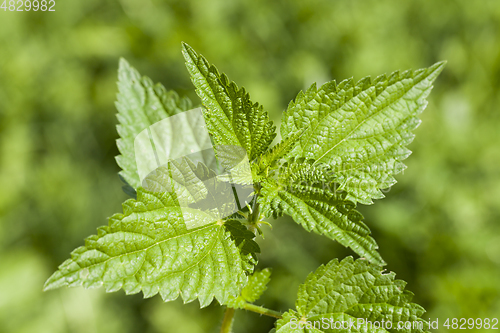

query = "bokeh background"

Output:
[[1, 0, 499, 332]]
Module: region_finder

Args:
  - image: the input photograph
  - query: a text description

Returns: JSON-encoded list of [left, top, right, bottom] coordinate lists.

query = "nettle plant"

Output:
[[44, 43, 444, 333]]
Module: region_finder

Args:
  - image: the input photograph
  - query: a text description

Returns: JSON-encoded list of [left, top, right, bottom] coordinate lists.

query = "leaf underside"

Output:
[[280, 62, 445, 204], [276, 257, 430, 333]]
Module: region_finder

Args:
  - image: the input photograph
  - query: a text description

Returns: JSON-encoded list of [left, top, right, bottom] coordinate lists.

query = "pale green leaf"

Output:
[[115, 58, 194, 189], [259, 160, 384, 265], [44, 188, 254, 308], [143, 157, 255, 225], [144, 157, 259, 271], [275, 257, 429, 333], [143, 158, 239, 219], [281, 62, 445, 204], [182, 42, 276, 161], [227, 268, 271, 308]]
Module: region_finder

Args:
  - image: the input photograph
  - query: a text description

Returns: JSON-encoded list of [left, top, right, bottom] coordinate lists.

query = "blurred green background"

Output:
[[1, 0, 499, 332]]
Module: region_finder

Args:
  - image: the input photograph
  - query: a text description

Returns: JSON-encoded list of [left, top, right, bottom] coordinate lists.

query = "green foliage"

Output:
[[275, 257, 429, 333], [43, 43, 443, 332], [259, 159, 385, 265], [2, 2, 499, 332], [182, 43, 276, 161], [44, 188, 253, 308], [224, 220, 261, 259], [255, 61, 444, 267], [227, 268, 272, 308], [115, 59, 194, 189], [143, 159, 237, 218], [280, 62, 445, 205], [252, 130, 307, 182]]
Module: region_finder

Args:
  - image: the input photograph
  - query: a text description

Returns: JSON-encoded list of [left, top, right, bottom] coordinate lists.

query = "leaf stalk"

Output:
[[240, 303, 283, 319], [220, 307, 235, 333]]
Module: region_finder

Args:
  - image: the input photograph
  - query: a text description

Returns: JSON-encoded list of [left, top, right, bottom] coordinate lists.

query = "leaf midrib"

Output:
[[57, 222, 221, 284], [311, 82, 421, 166], [283, 69, 435, 167], [183, 46, 239, 146]]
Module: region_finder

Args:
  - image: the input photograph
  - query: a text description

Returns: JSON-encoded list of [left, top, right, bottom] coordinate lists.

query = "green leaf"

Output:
[[259, 160, 384, 265], [115, 58, 194, 189], [143, 158, 239, 219], [143, 156, 255, 225], [275, 257, 429, 333], [44, 188, 254, 308], [280, 62, 445, 204], [182, 42, 276, 161], [224, 220, 261, 259], [252, 129, 307, 183], [227, 268, 271, 308]]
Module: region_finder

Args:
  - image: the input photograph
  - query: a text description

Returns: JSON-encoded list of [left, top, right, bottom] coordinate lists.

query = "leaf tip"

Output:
[[424, 60, 447, 82], [181, 42, 196, 60], [118, 57, 130, 71], [43, 271, 64, 292], [377, 257, 387, 266], [432, 60, 447, 73]]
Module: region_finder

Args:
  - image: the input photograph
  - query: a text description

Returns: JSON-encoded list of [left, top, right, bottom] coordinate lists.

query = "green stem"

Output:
[[241, 303, 283, 319], [246, 189, 262, 234], [251, 200, 260, 223], [220, 307, 235, 333], [250, 186, 260, 220]]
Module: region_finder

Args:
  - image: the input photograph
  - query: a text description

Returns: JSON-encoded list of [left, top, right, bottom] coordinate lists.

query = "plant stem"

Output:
[[250, 187, 260, 221], [251, 200, 260, 223], [246, 189, 262, 234], [241, 303, 283, 319], [220, 307, 235, 333]]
